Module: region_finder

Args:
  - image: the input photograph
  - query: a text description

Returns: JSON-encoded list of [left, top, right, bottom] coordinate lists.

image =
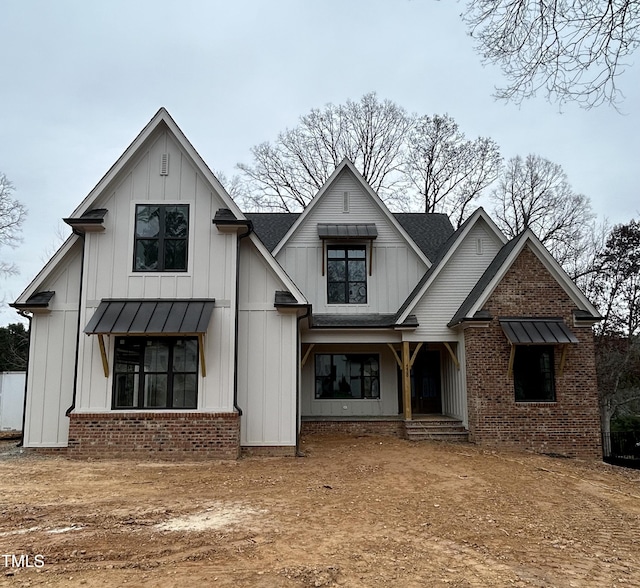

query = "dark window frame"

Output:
[[314, 353, 380, 400], [513, 345, 556, 402], [326, 244, 367, 304], [112, 336, 199, 409], [133, 204, 189, 272]]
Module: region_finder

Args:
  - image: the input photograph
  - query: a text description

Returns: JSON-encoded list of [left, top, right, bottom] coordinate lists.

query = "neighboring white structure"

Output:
[[12, 109, 603, 459], [0, 371, 25, 432]]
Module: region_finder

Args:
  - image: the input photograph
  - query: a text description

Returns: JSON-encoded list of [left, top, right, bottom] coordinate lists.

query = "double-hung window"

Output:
[[134, 204, 189, 271], [327, 245, 367, 304], [514, 345, 556, 402], [113, 337, 198, 409]]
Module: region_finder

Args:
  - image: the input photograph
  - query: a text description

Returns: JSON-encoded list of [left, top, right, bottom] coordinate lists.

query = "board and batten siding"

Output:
[[407, 221, 503, 342], [73, 128, 239, 414], [276, 169, 427, 314], [237, 240, 297, 447], [300, 344, 399, 417], [440, 340, 468, 426], [23, 242, 83, 447]]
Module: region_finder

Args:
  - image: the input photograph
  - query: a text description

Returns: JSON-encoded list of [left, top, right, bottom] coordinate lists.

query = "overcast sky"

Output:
[[1, 0, 639, 325]]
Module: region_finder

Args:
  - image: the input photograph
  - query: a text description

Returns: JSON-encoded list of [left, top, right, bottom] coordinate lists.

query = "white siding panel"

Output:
[[300, 345, 399, 417], [23, 244, 82, 447], [237, 240, 297, 446], [277, 169, 427, 314], [409, 222, 502, 341]]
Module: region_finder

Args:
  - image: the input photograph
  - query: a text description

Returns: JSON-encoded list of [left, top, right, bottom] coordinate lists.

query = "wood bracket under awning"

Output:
[[94, 333, 208, 378]]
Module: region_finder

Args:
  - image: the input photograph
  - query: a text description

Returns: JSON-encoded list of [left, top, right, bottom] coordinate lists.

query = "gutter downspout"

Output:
[[233, 223, 253, 418], [65, 230, 86, 417], [296, 305, 311, 456], [15, 310, 32, 448]]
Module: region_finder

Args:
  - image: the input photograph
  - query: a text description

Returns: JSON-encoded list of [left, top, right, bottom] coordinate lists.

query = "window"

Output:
[[315, 354, 380, 399], [327, 245, 367, 304], [514, 345, 556, 402], [134, 205, 189, 271], [113, 337, 198, 409]]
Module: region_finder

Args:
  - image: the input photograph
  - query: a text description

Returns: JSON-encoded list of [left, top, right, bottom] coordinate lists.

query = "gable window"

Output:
[[134, 205, 189, 271], [514, 345, 555, 402], [113, 337, 198, 409], [315, 353, 379, 399], [327, 245, 367, 304]]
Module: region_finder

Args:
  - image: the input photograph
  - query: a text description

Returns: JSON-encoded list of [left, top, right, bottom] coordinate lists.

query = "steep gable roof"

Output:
[[448, 229, 601, 326], [68, 107, 245, 221], [396, 208, 506, 323], [269, 159, 431, 266]]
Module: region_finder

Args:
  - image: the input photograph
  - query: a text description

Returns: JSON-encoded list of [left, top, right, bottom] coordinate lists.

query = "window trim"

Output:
[[513, 345, 556, 403], [314, 353, 380, 400], [112, 336, 199, 410], [326, 244, 368, 305], [132, 203, 191, 273]]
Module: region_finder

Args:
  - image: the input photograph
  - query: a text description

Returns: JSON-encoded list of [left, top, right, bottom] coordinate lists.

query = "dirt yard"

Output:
[[0, 435, 639, 588]]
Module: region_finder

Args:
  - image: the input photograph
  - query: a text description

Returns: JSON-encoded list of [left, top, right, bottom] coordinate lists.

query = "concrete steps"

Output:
[[404, 416, 469, 443]]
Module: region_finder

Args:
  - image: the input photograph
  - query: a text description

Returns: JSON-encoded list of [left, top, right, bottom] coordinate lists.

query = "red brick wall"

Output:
[[301, 420, 405, 437], [67, 412, 240, 459], [464, 245, 602, 459]]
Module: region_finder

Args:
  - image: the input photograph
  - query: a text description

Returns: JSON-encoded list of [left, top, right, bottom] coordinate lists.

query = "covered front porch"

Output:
[[299, 339, 468, 439]]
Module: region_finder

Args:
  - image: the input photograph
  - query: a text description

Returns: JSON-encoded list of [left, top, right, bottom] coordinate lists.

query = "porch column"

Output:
[[402, 341, 412, 421]]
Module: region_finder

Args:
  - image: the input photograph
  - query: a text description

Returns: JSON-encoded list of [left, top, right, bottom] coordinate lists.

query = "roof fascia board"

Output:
[[13, 235, 80, 305], [271, 159, 430, 266], [465, 230, 601, 319], [396, 209, 505, 323], [69, 108, 245, 221]]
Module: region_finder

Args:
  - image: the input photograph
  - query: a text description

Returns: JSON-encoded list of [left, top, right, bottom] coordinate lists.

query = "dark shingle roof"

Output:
[[10, 291, 55, 310], [311, 314, 412, 329], [244, 213, 300, 252], [245, 212, 454, 259], [393, 213, 454, 261]]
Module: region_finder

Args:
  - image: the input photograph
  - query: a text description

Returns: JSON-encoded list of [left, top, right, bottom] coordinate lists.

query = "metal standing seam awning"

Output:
[[84, 299, 215, 377], [317, 223, 378, 276], [499, 318, 579, 377]]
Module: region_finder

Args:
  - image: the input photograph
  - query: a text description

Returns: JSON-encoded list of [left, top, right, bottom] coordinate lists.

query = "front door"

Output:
[[411, 348, 442, 414]]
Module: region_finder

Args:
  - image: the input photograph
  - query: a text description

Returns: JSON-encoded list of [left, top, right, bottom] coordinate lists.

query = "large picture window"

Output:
[[514, 345, 556, 402], [327, 245, 367, 304], [113, 337, 198, 409], [134, 204, 189, 271], [315, 353, 380, 399]]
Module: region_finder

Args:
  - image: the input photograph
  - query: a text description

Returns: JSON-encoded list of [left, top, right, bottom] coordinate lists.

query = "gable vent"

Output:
[[342, 191, 350, 213], [160, 153, 170, 176]]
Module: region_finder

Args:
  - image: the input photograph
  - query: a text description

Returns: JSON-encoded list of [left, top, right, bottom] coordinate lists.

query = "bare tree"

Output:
[[592, 220, 640, 433], [463, 0, 640, 108], [237, 93, 412, 211], [490, 154, 594, 268], [0, 173, 27, 277], [404, 114, 501, 227]]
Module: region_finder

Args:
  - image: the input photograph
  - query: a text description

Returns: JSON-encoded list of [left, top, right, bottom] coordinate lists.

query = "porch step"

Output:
[[404, 417, 469, 443]]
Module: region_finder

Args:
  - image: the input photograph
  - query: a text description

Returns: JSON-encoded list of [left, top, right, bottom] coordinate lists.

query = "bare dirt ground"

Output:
[[0, 435, 639, 588]]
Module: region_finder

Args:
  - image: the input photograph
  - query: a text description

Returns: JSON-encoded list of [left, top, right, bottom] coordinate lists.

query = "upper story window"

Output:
[[514, 345, 556, 402], [327, 245, 367, 304], [134, 204, 189, 272]]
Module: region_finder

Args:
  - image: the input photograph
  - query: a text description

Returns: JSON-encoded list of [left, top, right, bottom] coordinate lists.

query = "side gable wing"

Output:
[[449, 229, 601, 326]]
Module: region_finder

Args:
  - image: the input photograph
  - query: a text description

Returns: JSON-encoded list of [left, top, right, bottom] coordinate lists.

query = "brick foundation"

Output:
[[464, 246, 602, 459], [241, 445, 297, 457], [67, 412, 241, 459], [301, 419, 405, 437]]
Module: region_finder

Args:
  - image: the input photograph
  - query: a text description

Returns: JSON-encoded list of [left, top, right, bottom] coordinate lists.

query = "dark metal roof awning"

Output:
[[84, 299, 215, 378], [500, 318, 578, 345], [85, 299, 215, 335], [318, 223, 378, 239]]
